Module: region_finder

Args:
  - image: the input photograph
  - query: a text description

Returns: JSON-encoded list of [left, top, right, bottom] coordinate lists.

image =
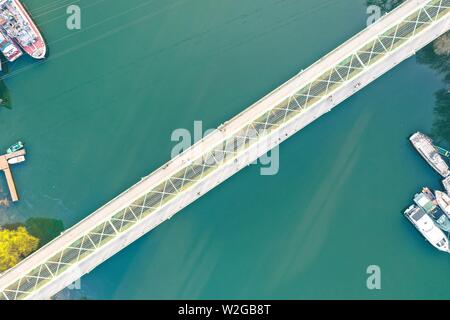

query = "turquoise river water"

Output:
[[0, 0, 449, 299]]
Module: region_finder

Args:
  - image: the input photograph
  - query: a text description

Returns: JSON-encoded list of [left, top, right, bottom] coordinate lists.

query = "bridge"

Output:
[[0, 0, 448, 300]]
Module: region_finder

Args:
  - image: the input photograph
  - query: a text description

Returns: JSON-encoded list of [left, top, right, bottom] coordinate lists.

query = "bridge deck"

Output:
[[0, 0, 448, 300]]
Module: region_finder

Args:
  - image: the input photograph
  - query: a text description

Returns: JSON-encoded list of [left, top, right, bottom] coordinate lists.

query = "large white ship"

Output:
[[410, 132, 450, 178], [404, 205, 449, 253], [0, 0, 46, 59]]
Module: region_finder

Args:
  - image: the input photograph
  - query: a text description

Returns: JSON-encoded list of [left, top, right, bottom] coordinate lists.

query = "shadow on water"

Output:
[[0, 55, 12, 110], [367, 0, 450, 146], [1, 218, 79, 299], [431, 88, 450, 144], [3, 217, 64, 247]]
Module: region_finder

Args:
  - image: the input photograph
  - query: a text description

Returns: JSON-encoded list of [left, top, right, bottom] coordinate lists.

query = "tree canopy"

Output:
[[0, 227, 39, 272]]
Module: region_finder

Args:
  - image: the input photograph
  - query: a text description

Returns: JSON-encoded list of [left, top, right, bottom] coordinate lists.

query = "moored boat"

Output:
[[7, 155, 24, 164], [6, 141, 23, 153], [414, 188, 450, 232], [410, 132, 450, 178], [404, 205, 449, 253], [0, 0, 46, 59], [435, 190, 450, 218], [0, 27, 20, 61]]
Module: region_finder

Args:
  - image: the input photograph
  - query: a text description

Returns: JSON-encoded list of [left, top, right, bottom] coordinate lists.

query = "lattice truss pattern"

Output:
[[1, 0, 448, 300]]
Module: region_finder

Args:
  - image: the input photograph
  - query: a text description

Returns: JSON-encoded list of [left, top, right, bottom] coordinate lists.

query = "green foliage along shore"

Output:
[[0, 218, 64, 272], [0, 226, 39, 272]]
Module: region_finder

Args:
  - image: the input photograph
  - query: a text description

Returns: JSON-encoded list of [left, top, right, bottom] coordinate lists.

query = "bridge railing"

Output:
[[0, 0, 448, 300]]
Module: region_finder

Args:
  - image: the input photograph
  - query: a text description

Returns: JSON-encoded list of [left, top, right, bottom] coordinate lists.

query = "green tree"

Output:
[[0, 226, 39, 272]]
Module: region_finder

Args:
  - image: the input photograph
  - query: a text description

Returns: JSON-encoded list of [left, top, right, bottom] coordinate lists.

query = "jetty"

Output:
[[0, 149, 25, 202]]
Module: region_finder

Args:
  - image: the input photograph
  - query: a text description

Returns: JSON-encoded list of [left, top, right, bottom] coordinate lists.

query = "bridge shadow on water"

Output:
[[416, 39, 450, 147], [368, 0, 450, 147]]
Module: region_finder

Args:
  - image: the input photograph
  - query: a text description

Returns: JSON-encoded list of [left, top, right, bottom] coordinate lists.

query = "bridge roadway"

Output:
[[0, 0, 448, 300]]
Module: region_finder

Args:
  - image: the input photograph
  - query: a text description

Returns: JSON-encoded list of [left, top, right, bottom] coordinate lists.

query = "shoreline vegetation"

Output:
[[0, 226, 38, 272], [0, 218, 64, 272]]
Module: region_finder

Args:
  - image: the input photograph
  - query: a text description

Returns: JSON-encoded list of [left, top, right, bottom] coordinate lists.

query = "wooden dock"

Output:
[[0, 149, 26, 202]]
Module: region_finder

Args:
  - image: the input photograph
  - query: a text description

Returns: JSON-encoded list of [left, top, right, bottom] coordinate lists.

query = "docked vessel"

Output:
[[7, 155, 24, 164], [6, 141, 23, 153], [0, 0, 46, 59], [443, 177, 450, 195], [414, 188, 450, 232], [404, 205, 449, 253], [0, 27, 20, 61], [438, 146, 450, 158], [410, 132, 450, 178], [435, 190, 450, 217]]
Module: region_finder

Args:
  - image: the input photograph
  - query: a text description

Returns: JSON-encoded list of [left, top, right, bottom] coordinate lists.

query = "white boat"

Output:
[[7, 155, 24, 164], [414, 188, 450, 232], [436, 190, 450, 217], [410, 132, 450, 178], [404, 205, 449, 253], [443, 177, 450, 195]]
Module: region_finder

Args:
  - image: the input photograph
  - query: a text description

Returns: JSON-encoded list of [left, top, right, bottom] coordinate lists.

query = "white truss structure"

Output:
[[0, 0, 448, 300]]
